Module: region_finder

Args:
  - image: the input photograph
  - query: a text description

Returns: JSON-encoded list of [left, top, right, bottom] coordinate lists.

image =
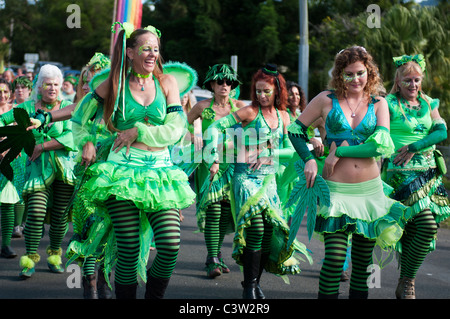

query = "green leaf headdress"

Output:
[[202, 64, 241, 92], [110, 21, 162, 120], [393, 54, 426, 72]]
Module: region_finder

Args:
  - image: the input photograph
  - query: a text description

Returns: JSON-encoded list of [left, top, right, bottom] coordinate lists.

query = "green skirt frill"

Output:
[[195, 161, 235, 233], [382, 158, 450, 224], [232, 164, 312, 276], [0, 153, 27, 204], [314, 177, 413, 250], [83, 148, 196, 213]]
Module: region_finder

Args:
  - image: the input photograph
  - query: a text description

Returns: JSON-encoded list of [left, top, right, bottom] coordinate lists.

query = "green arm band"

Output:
[[287, 119, 315, 163], [408, 123, 447, 152], [203, 113, 238, 164], [135, 105, 188, 148], [264, 134, 300, 163], [335, 126, 395, 158]]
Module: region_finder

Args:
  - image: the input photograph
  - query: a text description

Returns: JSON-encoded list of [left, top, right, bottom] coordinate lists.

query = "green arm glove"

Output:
[[135, 105, 188, 148], [287, 119, 315, 163], [335, 126, 395, 158], [408, 122, 447, 152]]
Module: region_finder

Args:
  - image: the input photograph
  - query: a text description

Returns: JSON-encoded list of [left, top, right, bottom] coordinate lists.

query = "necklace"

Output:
[[131, 70, 152, 91], [345, 96, 364, 118], [41, 99, 59, 110]]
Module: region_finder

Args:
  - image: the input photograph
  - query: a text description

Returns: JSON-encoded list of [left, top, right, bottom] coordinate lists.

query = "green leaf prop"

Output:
[[0, 108, 36, 181], [285, 160, 330, 246]]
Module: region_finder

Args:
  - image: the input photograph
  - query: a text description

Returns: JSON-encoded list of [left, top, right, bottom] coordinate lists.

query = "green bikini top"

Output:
[[241, 107, 284, 147], [114, 75, 167, 130], [201, 98, 240, 133]]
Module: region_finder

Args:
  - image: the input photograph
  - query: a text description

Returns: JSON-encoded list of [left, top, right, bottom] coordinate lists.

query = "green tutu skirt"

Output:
[[84, 147, 195, 212], [232, 163, 312, 276], [315, 177, 413, 249]]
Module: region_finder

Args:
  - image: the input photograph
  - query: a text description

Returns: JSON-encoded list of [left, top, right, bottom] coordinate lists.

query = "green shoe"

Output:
[[20, 267, 35, 279], [47, 262, 64, 273]]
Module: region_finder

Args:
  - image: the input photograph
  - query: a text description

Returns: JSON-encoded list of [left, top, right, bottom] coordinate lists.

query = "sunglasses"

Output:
[[216, 79, 233, 86]]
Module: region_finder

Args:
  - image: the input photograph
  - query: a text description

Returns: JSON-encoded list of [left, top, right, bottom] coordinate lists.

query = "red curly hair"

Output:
[[250, 67, 288, 111]]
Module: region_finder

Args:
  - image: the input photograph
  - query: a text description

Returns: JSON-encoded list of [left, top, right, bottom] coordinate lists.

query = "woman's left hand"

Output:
[[113, 127, 138, 154], [393, 145, 415, 167], [323, 141, 339, 179]]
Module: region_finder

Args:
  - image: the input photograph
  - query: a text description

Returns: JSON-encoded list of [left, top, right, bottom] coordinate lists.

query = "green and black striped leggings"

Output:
[[105, 196, 181, 285]]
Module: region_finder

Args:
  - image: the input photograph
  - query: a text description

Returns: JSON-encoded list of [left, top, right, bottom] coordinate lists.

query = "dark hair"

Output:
[[0, 78, 12, 92], [286, 81, 307, 112]]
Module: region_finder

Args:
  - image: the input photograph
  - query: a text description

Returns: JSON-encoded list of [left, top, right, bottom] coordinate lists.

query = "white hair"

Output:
[[30, 64, 64, 102]]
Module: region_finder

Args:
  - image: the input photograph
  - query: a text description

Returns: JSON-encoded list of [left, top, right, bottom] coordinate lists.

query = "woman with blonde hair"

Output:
[[383, 54, 449, 299]]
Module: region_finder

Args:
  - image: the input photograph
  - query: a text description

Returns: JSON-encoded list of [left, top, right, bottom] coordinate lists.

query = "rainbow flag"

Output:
[[112, 0, 143, 42]]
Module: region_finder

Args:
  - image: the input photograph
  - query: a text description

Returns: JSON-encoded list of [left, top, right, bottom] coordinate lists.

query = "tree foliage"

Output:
[[0, 0, 447, 130]]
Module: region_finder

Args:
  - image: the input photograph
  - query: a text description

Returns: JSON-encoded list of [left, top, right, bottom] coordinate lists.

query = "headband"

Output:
[[64, 75, 78, 86], [393, 54, 426, 72], [111, 21, 161, 39], [261, 63, 281, 96]]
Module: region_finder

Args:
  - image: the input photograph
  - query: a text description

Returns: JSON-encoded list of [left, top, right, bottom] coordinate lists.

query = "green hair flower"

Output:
[[143, 25, 161, 38], [393, 54, 426, 72]]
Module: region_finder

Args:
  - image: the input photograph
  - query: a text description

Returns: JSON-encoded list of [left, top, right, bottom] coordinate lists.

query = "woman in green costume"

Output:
[[0, 64, 76, 278], [187, 64, 246, 278], [288, 46, 412, 299], [382, 54, 449, 299], [207, 64, 311, 299], [0, 79, 26, 257], [70, 22, 195, 299]]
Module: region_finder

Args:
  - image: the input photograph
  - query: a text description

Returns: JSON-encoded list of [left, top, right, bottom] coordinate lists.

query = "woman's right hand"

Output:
[[209, 162, 219, 181], [81, 141, 97, 168], [304, 158, 318, 188]]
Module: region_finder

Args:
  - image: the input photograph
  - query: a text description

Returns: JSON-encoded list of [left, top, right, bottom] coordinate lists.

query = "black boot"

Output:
[[82, 274, 98, 299], [145, 273, 170, 299], [114, 282, 137, 299], [349, 288, 368, 299], [318, 292, 339, 299], [241, 248, 262, 299], [97, 267, 113, 299], [255, 253, 269, 299]]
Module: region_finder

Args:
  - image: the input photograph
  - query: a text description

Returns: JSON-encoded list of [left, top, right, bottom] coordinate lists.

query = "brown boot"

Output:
[[395, 277, 415, 299], [82, 275, 98, 299]]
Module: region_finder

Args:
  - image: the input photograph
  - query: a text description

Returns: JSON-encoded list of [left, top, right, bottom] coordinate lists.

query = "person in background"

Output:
[[382, 54, 450, 299], [12, 76, 33, 106], [187, 64, 246, 278], [61, 75, 78, 102], [0, 64, 76, 279]]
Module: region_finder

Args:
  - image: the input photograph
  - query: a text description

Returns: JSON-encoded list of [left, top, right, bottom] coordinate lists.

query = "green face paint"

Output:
[[342, 69, 367, 82], [401, 77, 421, 88], [256, 89, 273, 97], [138, 43, 159, 56]]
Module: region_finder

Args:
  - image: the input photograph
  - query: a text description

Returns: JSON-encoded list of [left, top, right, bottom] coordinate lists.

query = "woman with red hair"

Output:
[[206, 64, 311, 299]]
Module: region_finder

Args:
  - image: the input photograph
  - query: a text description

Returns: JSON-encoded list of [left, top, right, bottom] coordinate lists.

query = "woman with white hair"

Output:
[[0, 64, 76, 278]]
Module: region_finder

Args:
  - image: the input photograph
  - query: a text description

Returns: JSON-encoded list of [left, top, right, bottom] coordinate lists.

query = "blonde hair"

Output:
[[389, 61, 431, 120]]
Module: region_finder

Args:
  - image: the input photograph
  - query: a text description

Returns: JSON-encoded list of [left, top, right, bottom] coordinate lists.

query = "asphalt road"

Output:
[[0, 202, 449, 302]]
